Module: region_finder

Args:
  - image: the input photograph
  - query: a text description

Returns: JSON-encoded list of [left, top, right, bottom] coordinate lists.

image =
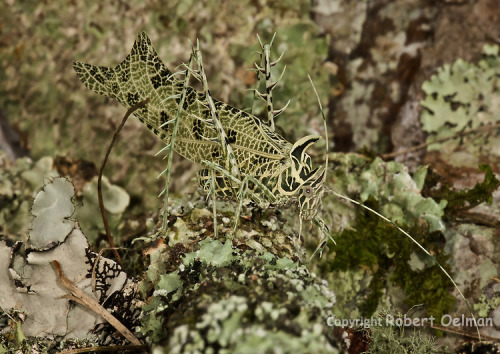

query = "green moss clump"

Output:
[[322, 203, 455, 320], [424, 164, 500, 215]]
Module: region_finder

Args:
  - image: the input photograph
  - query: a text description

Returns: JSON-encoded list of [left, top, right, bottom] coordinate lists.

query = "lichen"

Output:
[[140, 237, 339, 352], [0, 177, 137, 350], [74, 176, 130, 245], [474, 294, 500, 318], [1, 2, 498, 350], [420, 44, 500, 169], [0, 154, 58, 240], [367, 309, 436, 354]]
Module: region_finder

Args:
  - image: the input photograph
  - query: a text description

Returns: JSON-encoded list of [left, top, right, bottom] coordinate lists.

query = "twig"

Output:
[[489, 276, 500, 283], [98, 98, 150, 266], [57, 345, 146, 354], [428, 323, 499, 343], [381, 122, 500, 160], [160, 62, 193, 232], [52, 260, 143, 346]]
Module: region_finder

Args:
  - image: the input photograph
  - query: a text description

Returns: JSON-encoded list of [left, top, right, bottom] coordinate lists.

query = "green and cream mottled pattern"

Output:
[[74, 32, 324, 216]]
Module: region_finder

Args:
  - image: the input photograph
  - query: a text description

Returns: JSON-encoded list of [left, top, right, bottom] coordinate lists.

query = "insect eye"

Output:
[[302, 186, 314, 198]]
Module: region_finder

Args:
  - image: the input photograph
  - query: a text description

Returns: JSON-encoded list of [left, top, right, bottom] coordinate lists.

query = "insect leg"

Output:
[[232, 175, 250, 237], [159, 53, 196, 232], [193, 41, 240, 181], [210, 167, 218, 238], [201, 160, 277, 207], [254, 33, 290, 132]]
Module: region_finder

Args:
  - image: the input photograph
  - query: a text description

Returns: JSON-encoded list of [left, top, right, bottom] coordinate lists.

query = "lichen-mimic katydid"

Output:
[[74, 32, 329, 236]]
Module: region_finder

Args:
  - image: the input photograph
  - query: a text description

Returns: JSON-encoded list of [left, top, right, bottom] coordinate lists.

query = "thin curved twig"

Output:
[[98, 98, 150, 267]]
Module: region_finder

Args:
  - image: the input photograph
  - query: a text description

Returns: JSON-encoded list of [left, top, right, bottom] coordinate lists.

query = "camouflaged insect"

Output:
[[73, 37, 484, 336], [73, 32, 326, 221]]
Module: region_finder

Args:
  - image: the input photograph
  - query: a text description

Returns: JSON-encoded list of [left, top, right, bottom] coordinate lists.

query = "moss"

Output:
[[320, 203, 455, 320], [424, 164, 500, 215]]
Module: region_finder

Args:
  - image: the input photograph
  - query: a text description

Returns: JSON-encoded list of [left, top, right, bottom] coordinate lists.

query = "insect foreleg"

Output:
[[210, 168, 218, 238], [159, 54, 196, 232], [232, 175, 250, 237], [193, 41, 240, 180]]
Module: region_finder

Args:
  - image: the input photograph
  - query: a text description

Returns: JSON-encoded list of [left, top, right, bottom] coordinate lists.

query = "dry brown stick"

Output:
[[52, 260, 143, 346], [489, 275, 500, 283], [57, 344, 146, 354], [384, 313, 497, 343], [428, 323, 500, 343], [98, 98, 150, 267], [381, 122, 500, 160]]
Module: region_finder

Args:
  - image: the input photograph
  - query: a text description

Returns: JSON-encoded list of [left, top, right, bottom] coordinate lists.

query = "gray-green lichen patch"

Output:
[[474, 294, 500, 319], [29, 177, 76, 250], [74, 176, 130, 244], [321, 153, 446, 234], [0, 177, 137, 350], [140, 237, 339, 353], [420, 44, 500, 170]]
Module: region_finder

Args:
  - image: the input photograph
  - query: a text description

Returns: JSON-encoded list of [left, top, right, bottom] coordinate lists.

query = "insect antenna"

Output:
[[305, 75, 336, 253]]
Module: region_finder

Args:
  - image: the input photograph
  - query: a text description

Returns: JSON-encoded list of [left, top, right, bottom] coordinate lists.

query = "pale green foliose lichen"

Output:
[[474, 294, 500, 318], [420, 44, 500, 168], [322, 153, 446, 233], [74, 176, 130, 244], [30, 177, 76, 250]]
